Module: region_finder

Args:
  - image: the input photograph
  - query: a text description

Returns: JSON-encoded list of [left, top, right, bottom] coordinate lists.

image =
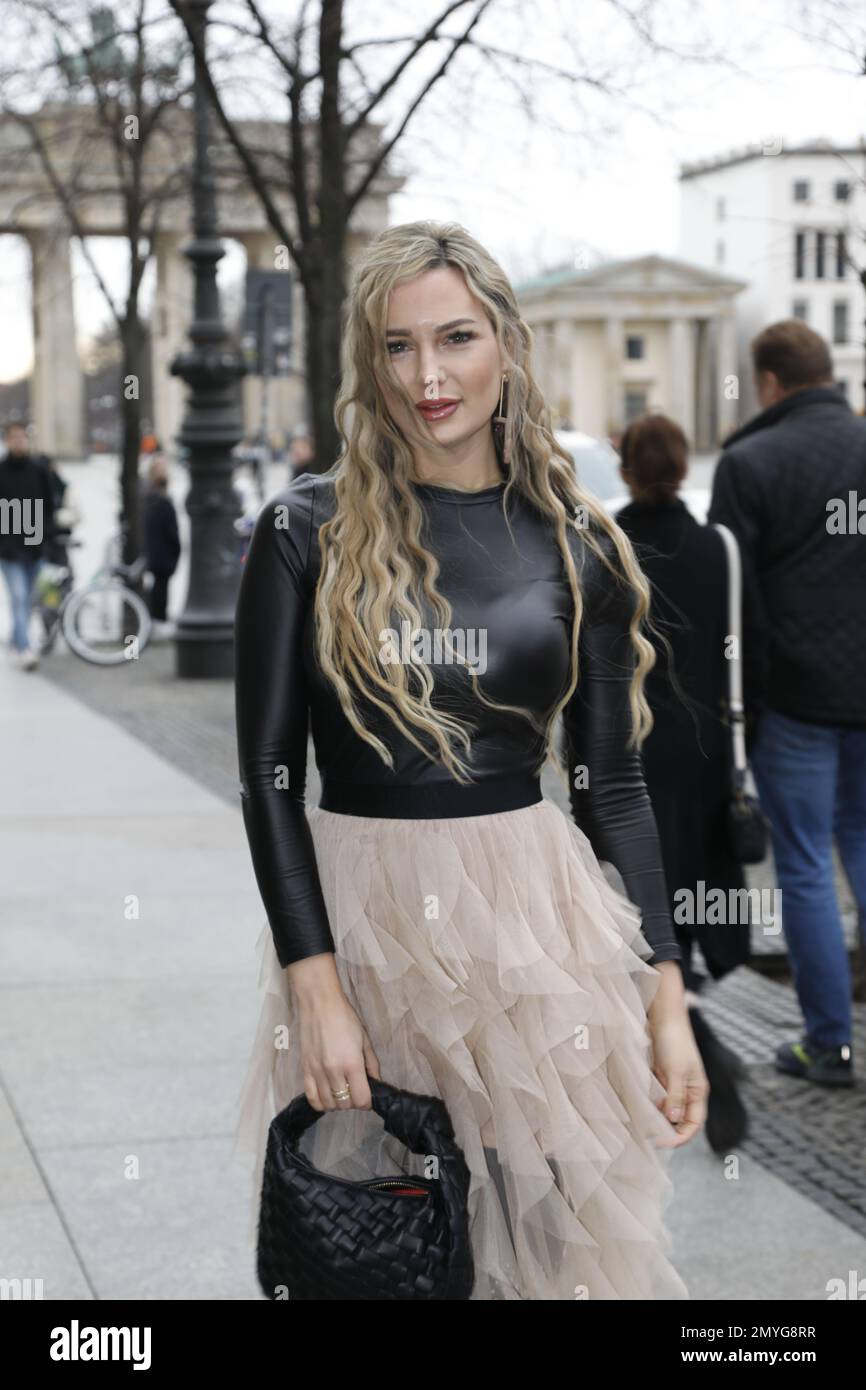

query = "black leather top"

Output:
[[234, 471, 683, 972]]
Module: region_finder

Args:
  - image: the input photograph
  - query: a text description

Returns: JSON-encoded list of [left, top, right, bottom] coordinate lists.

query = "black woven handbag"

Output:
[[256, 1074, 476, 1300]]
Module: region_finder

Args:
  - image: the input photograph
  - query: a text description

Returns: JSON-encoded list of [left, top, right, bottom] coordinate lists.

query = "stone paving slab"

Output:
[[0, 654, 265, 1300]]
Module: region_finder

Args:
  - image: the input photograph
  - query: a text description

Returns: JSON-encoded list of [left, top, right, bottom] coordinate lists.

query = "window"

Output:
[[792, 299, 808, 321], [815, 231, 826, 279], [794, 231, 806, 279], [832, 301, 849, 345], [716, 240, 725, 265], [834, 181, 851, 202], [623, 389, 648, 424], [625, 335, 644, 360], [793, 179, 810, 202], [716, 196, 726, 221], [836, 232, 847, 279]]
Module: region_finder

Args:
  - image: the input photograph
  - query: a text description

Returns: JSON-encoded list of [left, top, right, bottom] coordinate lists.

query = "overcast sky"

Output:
[[0, 0, 863, 382]]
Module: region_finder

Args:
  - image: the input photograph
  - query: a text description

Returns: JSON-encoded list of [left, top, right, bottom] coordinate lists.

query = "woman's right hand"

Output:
[[287, 953, 381, 1112]]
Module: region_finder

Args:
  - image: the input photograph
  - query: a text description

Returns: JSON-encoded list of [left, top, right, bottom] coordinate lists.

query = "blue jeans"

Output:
[[750, 708, 866, 1047], [0, 554, 42, 651]]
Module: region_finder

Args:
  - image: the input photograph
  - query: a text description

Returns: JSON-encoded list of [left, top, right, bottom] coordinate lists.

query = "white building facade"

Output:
[[679, 139, 866, 422], [515, 255, 745, 451]]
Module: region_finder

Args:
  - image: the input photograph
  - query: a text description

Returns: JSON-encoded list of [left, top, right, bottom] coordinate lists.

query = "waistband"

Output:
[[318, 773, 543, 820]]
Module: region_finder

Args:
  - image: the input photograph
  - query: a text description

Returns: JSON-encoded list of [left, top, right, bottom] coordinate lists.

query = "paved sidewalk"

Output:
[[3, 654, 866, 1300], [0, 656, 264, 1299]]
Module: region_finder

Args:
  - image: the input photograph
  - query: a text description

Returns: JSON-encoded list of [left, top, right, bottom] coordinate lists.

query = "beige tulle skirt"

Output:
[[232, 797, 689, 1301]]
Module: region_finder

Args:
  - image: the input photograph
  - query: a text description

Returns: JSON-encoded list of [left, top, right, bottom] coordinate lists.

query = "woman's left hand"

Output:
[[647, 963, 708, 1147]]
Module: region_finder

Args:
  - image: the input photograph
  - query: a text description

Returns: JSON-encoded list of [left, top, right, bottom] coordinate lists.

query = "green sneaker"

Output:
[[775, 1037, 853, 1087]]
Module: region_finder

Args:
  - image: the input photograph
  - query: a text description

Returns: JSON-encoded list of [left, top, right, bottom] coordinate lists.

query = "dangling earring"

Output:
[[494, 373, 508, 423], [494, 373, 510, 466]]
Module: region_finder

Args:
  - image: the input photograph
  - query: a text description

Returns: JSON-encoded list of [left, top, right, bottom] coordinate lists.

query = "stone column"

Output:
[[668, 315, 696, 447], [532, 320, 551, 403], [716, 311, 739, 443], [603, 317, 622, 435], [694, 318, 714, 452], [552, 318, 577, 426], [152, 232, 193, 454], [26, 229, 84, 460]]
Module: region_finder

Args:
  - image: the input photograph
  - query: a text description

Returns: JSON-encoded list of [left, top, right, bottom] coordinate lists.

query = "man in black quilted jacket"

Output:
[[708, 320, 866, 1087]]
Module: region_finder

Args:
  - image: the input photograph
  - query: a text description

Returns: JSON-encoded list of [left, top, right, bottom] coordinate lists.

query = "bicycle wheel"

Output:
[[61, 583, 152, 665]]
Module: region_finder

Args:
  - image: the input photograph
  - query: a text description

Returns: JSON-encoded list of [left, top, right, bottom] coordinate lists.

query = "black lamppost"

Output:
[[170, 0, 246, 678]]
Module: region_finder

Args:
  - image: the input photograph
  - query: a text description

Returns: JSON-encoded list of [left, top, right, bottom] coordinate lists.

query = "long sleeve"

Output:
[[234, 483, 336, 969], [563, 538, 682, 969], [707, 450, 770, 721]]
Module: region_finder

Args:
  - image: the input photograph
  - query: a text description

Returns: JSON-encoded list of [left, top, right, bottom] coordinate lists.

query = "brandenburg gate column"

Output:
[[26, 227, 84, 460], [152, 231, 193, 455]]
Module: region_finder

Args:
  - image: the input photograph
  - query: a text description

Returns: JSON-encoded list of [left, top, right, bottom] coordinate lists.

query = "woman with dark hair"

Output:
[[615, 413, 749, 1154], [232, 223, 707, 1300]]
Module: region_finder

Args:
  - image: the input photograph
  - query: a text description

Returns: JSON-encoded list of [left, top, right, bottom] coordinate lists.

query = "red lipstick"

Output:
[[416, 398, 460, 420]]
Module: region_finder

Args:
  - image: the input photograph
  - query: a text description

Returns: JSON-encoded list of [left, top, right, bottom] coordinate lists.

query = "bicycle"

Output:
[[29, 530, 152, 666]]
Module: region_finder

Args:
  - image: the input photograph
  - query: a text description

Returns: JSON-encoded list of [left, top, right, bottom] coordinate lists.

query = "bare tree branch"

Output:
[[6, 109, 124, 325], [168, 0, 304, 276], [344, 0, 485, 143], [346, 0, 494, 216]]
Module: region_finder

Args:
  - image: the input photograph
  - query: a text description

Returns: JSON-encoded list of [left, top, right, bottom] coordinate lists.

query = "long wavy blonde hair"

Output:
[[312, 219, 658, 785]]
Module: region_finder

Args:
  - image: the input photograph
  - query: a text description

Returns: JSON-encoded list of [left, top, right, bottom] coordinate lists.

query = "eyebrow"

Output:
[[385, 317, 477, 337]]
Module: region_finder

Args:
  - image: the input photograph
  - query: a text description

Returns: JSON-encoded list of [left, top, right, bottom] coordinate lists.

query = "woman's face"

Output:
[[379, 266, 504, 454]]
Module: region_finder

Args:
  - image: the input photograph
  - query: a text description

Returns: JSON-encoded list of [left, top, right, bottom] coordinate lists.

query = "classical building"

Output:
[[0, 104, 403, 460], [514, 255, 746, 450], [680, 138, 866, 420]]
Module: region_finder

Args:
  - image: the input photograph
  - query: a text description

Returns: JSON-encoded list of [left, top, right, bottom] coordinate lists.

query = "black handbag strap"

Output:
[[711, 522, 749, 793], [278, 1073, 458, 1158]]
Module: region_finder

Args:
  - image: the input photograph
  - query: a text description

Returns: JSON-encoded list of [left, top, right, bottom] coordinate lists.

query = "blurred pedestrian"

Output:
[[288, 423, 314, 482], [616, 412, 749, 1152], [0, 422, 55, 670], [140, 421, 159, 455], [708, 320, 866, 1086], [43, 455, 80, 572], [141, 453, 180, 639]]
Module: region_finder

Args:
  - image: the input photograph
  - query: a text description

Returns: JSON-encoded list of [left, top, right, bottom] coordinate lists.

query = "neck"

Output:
[[759, 380, 833, 411], [410, 427, 504, 492]]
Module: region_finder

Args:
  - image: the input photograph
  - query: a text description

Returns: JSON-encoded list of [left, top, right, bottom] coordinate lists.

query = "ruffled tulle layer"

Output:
[[232, 797, 689, 1300]]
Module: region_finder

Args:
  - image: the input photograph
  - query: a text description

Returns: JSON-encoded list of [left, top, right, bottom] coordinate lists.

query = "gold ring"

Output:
[[331, 1085, 351, 1100]]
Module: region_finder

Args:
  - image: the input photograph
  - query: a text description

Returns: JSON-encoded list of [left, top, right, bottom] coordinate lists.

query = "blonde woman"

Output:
[[232, 221, 706, 1301]]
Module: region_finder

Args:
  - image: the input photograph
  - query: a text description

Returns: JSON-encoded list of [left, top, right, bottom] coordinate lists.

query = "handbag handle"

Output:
[[711, 522, 748, 787], [276, 1073, 458, 1157]]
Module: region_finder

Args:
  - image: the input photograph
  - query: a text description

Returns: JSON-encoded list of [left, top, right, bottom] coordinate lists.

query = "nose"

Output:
[[416, 344, 444, 391], [423, 370, 442, 400]]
